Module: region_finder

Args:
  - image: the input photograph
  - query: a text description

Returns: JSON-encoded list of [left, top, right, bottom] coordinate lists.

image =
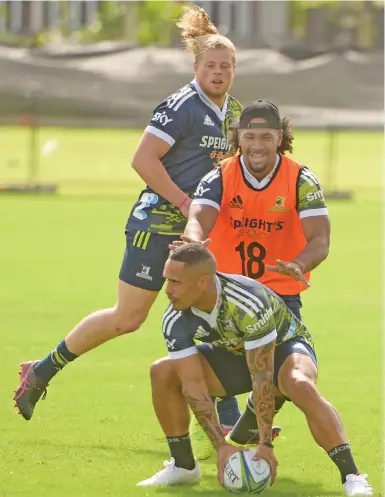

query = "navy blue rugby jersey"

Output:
[[126, 79, 242, 235]]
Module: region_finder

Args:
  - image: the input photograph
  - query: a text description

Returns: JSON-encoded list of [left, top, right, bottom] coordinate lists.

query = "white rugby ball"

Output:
[[223, 449, 271, 494]]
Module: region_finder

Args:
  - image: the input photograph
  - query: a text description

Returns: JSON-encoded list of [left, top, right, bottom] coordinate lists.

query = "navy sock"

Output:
[[216, 396, 241, 429], [328, 444, 359, 483], [33, 339, 78, 383], [166, 433, 195, 470], [229, 393, 286, 444]]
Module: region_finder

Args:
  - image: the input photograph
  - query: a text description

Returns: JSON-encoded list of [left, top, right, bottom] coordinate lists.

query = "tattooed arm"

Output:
[[245, 339, 276, 444], [173, 354, 227, 450], [173, 354, 246, 485]]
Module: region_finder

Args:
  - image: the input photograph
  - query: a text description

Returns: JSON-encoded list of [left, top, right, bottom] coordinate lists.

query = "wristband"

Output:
[[259, 441, 274, 449], [178, 196, 189, 209]]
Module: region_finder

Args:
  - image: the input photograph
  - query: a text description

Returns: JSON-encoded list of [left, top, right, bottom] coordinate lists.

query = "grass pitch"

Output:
[[0, 127, 383, 497]]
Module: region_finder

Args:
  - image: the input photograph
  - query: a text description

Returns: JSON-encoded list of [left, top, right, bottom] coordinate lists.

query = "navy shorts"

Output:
[[198, 337, 317, 399], [279, 294, 302, 321], [119, 229, 178, 291]]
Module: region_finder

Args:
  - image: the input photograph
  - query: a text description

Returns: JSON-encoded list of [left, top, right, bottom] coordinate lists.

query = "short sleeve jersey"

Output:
[[125, 80, 242, 235], [162, 273, 313, 359]]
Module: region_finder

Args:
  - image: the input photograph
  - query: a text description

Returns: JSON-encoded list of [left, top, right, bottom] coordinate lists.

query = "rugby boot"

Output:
[[13, 361, 48, 420]]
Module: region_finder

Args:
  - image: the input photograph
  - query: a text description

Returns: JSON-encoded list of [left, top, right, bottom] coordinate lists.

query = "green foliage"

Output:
[[137, 1, 186, 46]]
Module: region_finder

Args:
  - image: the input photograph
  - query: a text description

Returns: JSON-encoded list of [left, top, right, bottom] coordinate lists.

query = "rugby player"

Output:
[[137, 244, 373, 497], [13, 5, 242, 434], [173, 99, 331, 455]]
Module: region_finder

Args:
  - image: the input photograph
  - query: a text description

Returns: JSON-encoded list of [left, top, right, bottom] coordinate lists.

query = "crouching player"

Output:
[[137, 244, 373, 496]]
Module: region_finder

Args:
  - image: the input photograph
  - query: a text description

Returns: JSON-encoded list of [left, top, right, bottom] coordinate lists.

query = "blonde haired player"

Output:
[[14, 6, 242, 450]]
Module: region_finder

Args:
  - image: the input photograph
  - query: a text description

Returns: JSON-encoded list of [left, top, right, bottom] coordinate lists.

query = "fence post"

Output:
[[324, 128, 352, 200], [23, 91, 40, 186]]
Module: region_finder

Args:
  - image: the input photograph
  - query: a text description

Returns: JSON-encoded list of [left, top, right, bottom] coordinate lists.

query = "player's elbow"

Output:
[[311, 234, 330, 262], [131, 150, 148, 173]]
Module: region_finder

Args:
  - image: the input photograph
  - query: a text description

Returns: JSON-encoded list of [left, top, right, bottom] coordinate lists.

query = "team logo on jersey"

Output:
[[224, 319, 236, 331], [269, 196, 291, 213], [229, 195, 244, 209], [204, 115, 215, 126], [194, 326, 210, 340], [136, 264, 152, 281]]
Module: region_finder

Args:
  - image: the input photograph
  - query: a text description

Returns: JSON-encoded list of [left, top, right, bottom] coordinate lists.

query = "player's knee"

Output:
[[150, 358, 179, 389], [283, 372, 318, 408], [111, 307, 147, 335]]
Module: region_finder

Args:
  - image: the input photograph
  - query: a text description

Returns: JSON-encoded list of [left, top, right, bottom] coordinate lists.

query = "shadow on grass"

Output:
[[152, 474, 340, 497], [34, 441, 344, 496], [33, 440, 171, 458]]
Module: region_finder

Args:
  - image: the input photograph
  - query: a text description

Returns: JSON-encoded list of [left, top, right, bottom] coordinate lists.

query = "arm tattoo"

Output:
[[246, 340, 275, 444], [182, 383, 226, 450]]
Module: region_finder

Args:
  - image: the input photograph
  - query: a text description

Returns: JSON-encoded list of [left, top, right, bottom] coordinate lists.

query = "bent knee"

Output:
[[280, 373, 319, 406], [150, 358, 179, 387], [111, 308, 148, 335]]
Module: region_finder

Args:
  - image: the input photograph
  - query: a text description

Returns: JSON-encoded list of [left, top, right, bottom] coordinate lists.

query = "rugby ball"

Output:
[[223, 449, 271, 494]]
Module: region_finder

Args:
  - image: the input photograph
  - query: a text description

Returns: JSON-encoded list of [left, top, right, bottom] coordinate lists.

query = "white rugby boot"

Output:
[[343, 474, 373, 496], [136, 458, 202, 486]]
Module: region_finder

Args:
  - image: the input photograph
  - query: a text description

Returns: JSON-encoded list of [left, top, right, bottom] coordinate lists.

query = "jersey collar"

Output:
[[191, 79, 228, 122], [191, 275, 222, 327], [240, 154, 280, 189]]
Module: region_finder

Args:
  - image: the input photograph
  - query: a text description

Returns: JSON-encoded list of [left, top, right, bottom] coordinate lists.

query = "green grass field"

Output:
[[0, 128, 383, 497]]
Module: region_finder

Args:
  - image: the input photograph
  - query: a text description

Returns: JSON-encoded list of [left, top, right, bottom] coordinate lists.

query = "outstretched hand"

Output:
[[265, 259, 310, 287], [169, 235, 211, 251]]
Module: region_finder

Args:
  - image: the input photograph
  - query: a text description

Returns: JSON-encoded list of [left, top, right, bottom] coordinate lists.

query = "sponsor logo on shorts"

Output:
[[136, 264, 153, 281]]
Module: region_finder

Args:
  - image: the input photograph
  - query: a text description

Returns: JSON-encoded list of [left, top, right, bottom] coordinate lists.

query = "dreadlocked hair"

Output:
[[176, 5, 235, 60], [228, 116, 294, 156]]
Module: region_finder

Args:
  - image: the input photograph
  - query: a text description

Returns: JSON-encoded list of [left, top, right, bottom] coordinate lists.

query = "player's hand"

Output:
[[217, 444, 247, 486], [265, 259, 310, 287], [253, 444, 278, 486], [169, 236, 211, 251], [180, 197, 192, 218]]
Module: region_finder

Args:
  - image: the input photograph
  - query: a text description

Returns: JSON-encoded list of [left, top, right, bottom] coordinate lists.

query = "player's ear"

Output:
[[198, 274, 210, 290]]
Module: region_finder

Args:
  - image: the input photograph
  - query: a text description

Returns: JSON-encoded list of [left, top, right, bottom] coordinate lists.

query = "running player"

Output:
[[137, 244, 373, 497], [174, 99, 330, 455], [13, 6, 242, 432]]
